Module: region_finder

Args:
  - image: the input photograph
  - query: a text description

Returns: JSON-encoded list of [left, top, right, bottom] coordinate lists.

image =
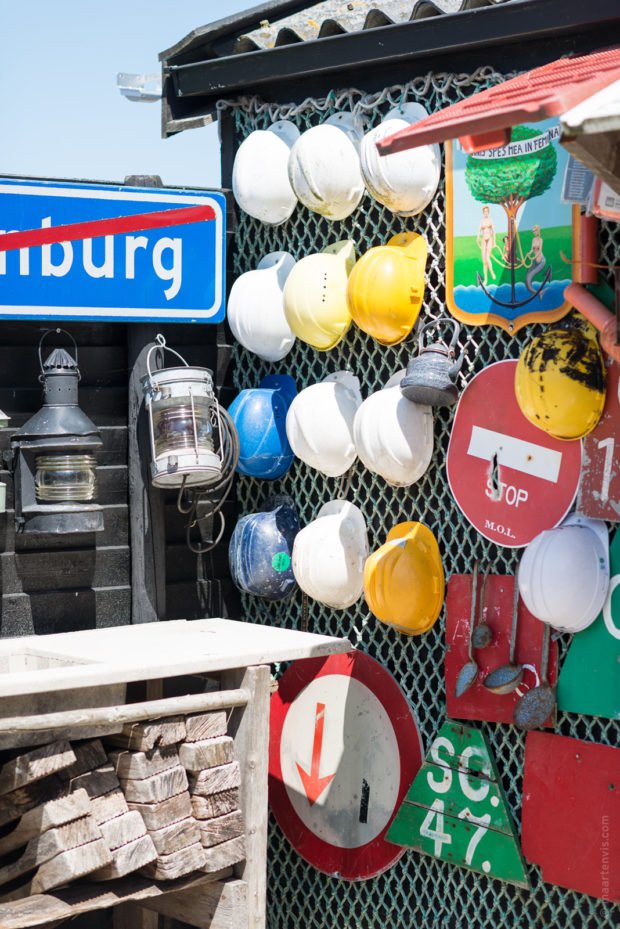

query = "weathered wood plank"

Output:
[[0, 774, 67, 828], [0, 868, 233, 927], [198, 811, 244, 850], [148, 816, 201, 856], [221, 665, 270, 929], [140, 842, 206, 881], [0, 789, 91, 857], [191, 789, 239, 822], [109, 745, 180, 780], [127, 792, 192, 831], [106, 717, 186, 752], [188, 763, 240, 798], [31, 838, 113, 892], [119, 765, 188, 804], [60, 739, 107, 779], [179, 736, 234, 772], [0, 741, 75, 796], [201, 836, 245, 874], [0, 815, 102, 886], [184, 712, 227, 743], [8, 505, 128, 552], [112, 903, 159, 929], [99, 810, 149, 852], [70, 764, 119, 799], [142, 878, 247, 929], [90, 788, 129, 826], [0, 387, 127, 423], [0, 546, 129, 595], [90, 834, 158, 881], [0, 588, 132, 645], [127, 324, 166, 625]]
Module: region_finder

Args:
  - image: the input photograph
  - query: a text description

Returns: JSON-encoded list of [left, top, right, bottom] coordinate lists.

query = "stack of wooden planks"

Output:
[[0, 741, 111, 900], [182, 712, 245, 873], [0, 709, 246, 903], [0, 711, 245, 901]]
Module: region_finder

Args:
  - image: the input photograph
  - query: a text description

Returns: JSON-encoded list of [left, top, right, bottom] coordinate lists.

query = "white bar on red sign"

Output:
[[467, 426, 562, 483]]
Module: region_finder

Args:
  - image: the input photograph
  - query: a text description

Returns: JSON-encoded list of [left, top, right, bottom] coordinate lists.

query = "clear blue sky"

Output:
[[1, 1, 252, 190]]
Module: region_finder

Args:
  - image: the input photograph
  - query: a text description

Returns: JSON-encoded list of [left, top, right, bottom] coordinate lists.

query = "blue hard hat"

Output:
[[228, 374, 296, 480], [229, 495, 300, 601]]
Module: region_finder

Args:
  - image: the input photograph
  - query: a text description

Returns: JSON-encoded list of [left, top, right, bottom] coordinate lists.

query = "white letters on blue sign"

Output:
[[1, 218, 183, 301]]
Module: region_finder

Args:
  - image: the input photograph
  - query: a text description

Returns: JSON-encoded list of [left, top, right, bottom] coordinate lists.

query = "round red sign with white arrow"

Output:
[[269, 650, 423, 880], [447, 360, 582, 547]]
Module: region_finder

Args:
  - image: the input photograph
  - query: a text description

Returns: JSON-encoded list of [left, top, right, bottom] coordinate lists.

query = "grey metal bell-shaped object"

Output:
[[401, 316, 464, 407]]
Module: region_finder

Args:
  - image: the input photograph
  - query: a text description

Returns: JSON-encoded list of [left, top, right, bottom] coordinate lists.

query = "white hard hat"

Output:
[[288, 112, 365, 220], [227, 252, 296, 362], [292, 500, 369, 609], [232, 120, 299, 225], [518, 514, 610, 633], [285, 371, 361, 477], [353, 369, 434, 486], [360, 104, 441, 216]]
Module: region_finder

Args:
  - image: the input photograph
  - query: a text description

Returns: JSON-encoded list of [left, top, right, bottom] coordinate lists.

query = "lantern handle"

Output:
[[37, 328, 79, 379], [145, 333, 190, 382]]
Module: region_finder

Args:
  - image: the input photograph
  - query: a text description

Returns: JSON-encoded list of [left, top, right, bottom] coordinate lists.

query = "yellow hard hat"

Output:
[[283, 240, 356, 350], [515, 324, 606, 441], [363, 521, 444, 635], [346, 232, 427, 345]]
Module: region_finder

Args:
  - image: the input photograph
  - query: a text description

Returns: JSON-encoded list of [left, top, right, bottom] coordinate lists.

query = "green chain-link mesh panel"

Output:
[[224, 67, 619, 928]]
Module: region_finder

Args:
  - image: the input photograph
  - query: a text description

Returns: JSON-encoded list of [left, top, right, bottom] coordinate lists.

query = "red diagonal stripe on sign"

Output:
[[0, 204, 216, 252]]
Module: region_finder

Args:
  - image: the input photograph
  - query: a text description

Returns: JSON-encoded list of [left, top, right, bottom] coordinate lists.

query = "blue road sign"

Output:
[[0, 178, 226, 323]]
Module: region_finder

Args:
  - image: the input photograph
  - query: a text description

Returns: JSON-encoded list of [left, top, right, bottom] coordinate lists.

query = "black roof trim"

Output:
[[161, 0, 620, 137]]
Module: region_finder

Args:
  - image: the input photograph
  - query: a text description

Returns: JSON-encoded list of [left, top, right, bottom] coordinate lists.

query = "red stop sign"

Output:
[[447, 360, 582, 547]]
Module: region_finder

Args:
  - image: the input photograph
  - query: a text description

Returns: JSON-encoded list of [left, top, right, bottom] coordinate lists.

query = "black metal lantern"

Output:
[[9, 329, 103, 534]]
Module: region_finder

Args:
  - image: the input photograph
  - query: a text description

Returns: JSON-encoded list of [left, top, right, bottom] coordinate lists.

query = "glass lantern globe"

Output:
[[142, 338, 223, 488]]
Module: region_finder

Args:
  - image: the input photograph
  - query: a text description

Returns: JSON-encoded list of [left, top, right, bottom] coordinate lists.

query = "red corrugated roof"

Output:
[[377, 45, 620, 155]]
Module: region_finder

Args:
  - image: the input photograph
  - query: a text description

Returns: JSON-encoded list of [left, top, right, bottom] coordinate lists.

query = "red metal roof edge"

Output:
[[377, 44, 620, 154]]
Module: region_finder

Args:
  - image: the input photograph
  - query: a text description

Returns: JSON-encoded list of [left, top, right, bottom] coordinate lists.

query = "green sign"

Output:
[[387, 721, 530, 889], [557, 528, 620, 720]]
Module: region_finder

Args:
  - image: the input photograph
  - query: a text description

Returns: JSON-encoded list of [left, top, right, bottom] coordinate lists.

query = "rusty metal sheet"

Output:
[[445, 573, 558, 725], [579, 360, 620, 521]]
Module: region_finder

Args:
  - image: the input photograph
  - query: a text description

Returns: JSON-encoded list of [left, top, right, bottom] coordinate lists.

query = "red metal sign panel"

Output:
[[269, 650, 423, 880], [445, 574, 557, 725], [578, 360, 620, 520], [522, 732, 619, 901], [447, 360, 582, 547], [377, 47, 620, 155]]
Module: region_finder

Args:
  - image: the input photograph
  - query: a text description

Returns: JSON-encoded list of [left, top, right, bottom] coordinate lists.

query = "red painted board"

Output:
[[522, 732, 620, 901], [445, 574, 557, 725], [377, 46, 620, 155], [578, 361, 620, 521]]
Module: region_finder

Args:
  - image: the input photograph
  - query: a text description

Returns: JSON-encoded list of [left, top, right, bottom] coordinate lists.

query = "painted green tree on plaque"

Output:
[[465, 125, 557, 264]]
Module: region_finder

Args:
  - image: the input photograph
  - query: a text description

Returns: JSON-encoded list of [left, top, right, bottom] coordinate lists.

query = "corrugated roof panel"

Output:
[[234, 1, 486, 53]]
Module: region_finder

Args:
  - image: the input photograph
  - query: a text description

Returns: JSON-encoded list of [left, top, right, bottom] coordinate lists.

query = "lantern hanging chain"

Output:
[[181, 405, 240, 555]]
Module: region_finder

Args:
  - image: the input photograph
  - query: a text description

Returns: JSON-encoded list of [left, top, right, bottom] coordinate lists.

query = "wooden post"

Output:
[[125, 174, 167, 625], [220, 666, 270, 929]]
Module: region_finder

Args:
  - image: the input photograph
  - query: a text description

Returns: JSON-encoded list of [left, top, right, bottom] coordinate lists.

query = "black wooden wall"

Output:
[[0, 318, 239, 639]]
